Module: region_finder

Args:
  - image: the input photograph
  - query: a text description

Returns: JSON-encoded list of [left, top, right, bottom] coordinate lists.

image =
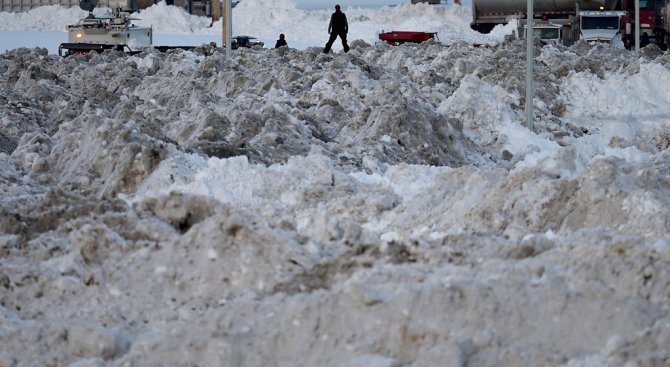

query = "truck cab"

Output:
[[524, 23, 564, 44], [579, 10, 627, 47]]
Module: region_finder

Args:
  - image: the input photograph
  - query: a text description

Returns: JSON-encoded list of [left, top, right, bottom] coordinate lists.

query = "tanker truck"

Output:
[[471, 0, 624, 45]]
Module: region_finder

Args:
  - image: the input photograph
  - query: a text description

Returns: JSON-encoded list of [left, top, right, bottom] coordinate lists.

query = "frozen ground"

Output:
[[1, 1, 670, 366]]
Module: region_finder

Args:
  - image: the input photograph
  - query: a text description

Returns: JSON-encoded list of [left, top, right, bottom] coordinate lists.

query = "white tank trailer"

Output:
[[471, 0, 615, 33]]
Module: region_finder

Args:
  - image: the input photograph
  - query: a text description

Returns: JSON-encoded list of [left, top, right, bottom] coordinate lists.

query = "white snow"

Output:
[[561, 62, 670, 118]]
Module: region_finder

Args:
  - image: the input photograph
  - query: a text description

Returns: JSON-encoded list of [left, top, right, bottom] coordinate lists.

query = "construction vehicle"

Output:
[[59, 0, 197, 56]]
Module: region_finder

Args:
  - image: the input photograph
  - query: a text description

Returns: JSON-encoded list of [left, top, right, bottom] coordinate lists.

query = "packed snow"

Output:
[[1, 0, 670, 366]]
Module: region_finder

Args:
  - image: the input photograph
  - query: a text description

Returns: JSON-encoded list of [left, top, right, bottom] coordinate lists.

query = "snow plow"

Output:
[[59, 0, 199, 56], [378, 31, 438, 45]]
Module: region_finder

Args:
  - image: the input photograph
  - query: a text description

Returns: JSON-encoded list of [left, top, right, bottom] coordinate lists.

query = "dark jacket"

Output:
[[275, 39, 288, 48], [328, 10, 348, 34]]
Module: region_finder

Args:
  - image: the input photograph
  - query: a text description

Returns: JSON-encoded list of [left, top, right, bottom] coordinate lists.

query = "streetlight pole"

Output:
[[526, 0, 534, 130], [222, 0, 232, 58], [635, 0, 640, 53]]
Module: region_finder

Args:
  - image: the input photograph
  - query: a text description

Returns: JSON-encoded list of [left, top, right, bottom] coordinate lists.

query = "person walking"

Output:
[[323, 4, 350, 53], [275, 33, 288, 48]]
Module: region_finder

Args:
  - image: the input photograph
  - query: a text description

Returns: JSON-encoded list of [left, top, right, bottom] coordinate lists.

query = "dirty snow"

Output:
[[1, 1, 670, 366]]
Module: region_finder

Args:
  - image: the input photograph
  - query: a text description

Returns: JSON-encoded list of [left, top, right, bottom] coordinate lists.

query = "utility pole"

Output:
[[635, 0, 640, 52], [525, 0, 534, 130], [222, 0, 231, 58]]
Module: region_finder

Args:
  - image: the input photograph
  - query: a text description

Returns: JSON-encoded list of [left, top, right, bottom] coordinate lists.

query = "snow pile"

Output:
[[0, 5, 98, 31], [561, 62, 670, 118], [133, 1, 214, 33], [1, 9, 670, 367]]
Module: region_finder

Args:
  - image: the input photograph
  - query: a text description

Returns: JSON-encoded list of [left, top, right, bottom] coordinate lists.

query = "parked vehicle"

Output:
[[621, 0, 668, 49], [527, 23, 563, 44], [60, 0, 200, 56], [230, 36, 264, 49], [471, 0, 610, 35], [472, 0, 631, 47], [579, 10, 627, 47]]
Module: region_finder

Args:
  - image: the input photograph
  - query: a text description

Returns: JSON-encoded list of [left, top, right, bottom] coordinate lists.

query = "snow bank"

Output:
[[134, 1, 213, 33], [561, 62, 670, 118], [0, 5, 100, 31]]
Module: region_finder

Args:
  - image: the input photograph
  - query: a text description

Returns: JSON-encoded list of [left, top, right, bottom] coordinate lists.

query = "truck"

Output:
[[59, 0, 199, 56], [620, 0, 668, 49], [578, 10, 627, 47], [60, 5, 152, 56], [524, 23, 564, 44], [471, 0, 629, 46], [471, 0, 611, 33], [472, 0, 670, 49], [520, 10, 626, 46]]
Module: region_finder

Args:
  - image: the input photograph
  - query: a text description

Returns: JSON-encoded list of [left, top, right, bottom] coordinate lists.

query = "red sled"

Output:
[[378, 31, 439, 46]]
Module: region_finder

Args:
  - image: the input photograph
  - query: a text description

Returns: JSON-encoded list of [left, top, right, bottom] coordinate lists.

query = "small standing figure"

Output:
[[324, 4, 350, 53], [275, 33, 288, 48]]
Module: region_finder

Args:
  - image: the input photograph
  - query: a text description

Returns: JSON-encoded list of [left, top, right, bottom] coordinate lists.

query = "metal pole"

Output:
[[221, 0, 228, 51], [525, 0, 534, 130], [226, 0, 232, 58], [635, 0, 640, 53], [222, 0, 231, 58]]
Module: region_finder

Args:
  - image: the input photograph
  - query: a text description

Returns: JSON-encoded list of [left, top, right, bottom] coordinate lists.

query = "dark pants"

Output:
[[324, 31, 350, 53]]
